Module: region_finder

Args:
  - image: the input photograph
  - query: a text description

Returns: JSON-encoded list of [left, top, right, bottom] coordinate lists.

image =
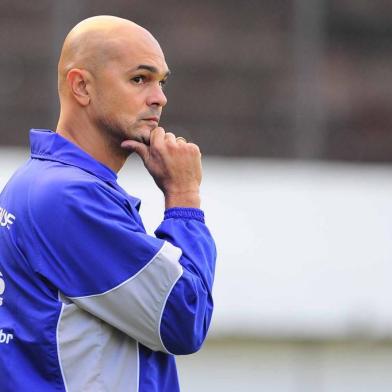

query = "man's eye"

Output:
[[132, 76, 145, 84], [159, 79, 167, 89]]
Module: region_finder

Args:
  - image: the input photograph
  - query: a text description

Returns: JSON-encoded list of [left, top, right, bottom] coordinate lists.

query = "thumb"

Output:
[[121, 140, 149, 162]]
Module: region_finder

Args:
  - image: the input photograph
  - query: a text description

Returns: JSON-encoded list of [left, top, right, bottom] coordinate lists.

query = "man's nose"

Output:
[[147, 85, 167, 108]]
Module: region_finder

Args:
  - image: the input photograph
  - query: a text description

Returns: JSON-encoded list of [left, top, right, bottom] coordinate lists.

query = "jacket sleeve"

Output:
[[27, 177, 216, 354], [155, 207, 217, 355]]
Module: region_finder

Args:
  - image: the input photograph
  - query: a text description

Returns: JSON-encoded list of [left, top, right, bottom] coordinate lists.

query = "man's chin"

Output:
[[122, 125, 153, 146]]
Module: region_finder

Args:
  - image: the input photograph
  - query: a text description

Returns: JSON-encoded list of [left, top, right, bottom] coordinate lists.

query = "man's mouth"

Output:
[[143, 117, 159, 124]]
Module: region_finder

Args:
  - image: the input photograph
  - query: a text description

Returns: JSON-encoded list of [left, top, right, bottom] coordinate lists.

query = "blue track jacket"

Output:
[[0, 129, 216, 391]]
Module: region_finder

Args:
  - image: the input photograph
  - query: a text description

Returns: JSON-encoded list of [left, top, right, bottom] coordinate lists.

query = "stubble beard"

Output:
[[98, 112, 141, 140], [95, 114, 141, 158]]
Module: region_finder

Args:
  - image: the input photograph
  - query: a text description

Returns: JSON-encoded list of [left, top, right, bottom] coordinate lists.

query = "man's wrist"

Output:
[[164, 191, 201, 209]]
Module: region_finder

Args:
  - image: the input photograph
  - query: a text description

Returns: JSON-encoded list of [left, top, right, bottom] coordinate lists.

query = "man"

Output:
[[0, 15, 216, 392]]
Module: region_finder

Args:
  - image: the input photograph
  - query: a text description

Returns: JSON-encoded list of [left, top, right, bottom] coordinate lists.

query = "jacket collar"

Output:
[[29, 128, 118, 183], [30, 129, 142, 210]]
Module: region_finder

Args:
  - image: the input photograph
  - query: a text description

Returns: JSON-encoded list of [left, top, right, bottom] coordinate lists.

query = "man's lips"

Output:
[[143, 117, 159, 123]]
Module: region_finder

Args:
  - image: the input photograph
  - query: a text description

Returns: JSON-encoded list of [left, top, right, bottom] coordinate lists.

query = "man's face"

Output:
[[88, 34, 169, 146]]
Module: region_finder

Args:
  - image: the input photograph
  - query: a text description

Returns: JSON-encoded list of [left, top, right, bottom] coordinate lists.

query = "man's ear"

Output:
[[66, 68, 91, 106]]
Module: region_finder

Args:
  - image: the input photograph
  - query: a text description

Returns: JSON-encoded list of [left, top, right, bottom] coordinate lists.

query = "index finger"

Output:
[[150, 127, 166, 146]]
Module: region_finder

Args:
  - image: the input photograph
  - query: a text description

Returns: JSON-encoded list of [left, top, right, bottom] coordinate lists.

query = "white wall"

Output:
[[123, 156, 392, 340], [2, 148, 392, 340]]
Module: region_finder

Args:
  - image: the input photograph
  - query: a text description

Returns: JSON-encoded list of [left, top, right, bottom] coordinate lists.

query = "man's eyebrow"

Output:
[[133, 64, 171, 77]]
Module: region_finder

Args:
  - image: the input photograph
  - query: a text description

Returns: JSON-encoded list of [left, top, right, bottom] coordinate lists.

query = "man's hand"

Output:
[[121, 127, 201, 209]]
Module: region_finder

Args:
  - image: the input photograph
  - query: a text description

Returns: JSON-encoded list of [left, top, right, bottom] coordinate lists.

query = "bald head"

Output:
[[58, 16, 162, 93], [56, 15, 169, 172]]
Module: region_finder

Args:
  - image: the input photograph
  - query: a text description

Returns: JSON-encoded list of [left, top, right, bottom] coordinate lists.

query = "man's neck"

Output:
[[56, 118, 128, 173]]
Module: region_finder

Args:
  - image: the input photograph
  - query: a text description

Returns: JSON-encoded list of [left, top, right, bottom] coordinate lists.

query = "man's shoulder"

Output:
[[37, 163, 100, 191], [2, 159, 103, 208], [29, 161, 114, 211]]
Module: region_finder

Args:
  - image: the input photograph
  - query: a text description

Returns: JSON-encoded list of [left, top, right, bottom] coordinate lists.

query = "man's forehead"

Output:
[[110, 35, 168, 75]]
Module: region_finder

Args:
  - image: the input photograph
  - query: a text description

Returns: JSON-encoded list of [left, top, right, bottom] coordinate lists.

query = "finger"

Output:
[[176, 136, 187, 143], [150, 127, 165, 145], [165, 132, 176, 143], [187, 142, 202, 158], [121, 140, 149, 162], [187, 142, 200, 152]]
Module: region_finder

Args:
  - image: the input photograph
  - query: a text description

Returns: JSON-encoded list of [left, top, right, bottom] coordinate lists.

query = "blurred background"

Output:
[[1, 1, 392, 390]]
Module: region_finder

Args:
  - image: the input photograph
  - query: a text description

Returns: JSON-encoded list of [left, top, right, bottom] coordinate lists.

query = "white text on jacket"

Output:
[[0, 207, 15, 229]]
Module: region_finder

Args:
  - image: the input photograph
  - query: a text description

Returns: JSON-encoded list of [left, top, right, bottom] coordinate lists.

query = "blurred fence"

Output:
[[1, 1, 392, 160]]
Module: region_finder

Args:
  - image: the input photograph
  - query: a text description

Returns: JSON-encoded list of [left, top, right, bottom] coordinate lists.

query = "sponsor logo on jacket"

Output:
[[0, 207, 15, 229], [0, 272, 13, 344], [0, 330, 13, 344]]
